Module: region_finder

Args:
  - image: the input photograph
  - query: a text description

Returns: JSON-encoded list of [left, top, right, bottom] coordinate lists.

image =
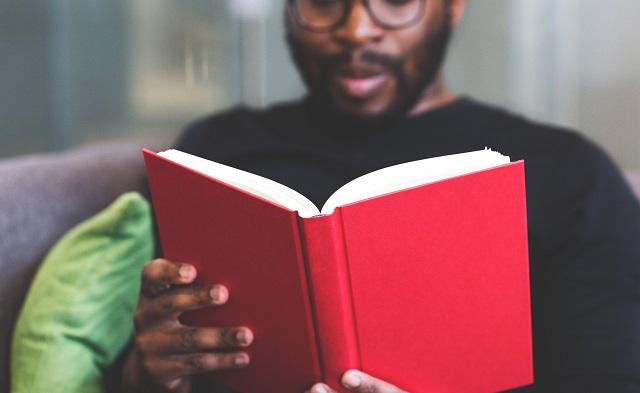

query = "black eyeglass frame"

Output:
[[287, 0, 427, 33]]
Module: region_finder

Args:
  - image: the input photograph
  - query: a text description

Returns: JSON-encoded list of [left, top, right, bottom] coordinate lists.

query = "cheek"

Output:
[[388, 9, 440, 81], [293, 30, 337, 57], [402, 50, 426, 84], [392, 33, 431, 85], [290, 31, 333, 75]]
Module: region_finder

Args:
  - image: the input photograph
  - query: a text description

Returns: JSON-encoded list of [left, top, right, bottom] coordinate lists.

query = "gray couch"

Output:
[[0, 141, 156, 392], [0, 143, 639, 392]]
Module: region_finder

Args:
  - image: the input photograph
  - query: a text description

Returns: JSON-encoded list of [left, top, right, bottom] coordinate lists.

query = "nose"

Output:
[[334, 1, 384, 47]]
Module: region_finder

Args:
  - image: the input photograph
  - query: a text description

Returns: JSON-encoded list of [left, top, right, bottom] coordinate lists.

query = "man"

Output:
[[118, 0, 640, 391]]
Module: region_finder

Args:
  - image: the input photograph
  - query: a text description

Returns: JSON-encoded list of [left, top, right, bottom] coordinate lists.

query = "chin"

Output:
[[330, 91, 393, 116], [334, 97, 407, 125], [338, 103, 388, 119], [307, 88, 409, 128]]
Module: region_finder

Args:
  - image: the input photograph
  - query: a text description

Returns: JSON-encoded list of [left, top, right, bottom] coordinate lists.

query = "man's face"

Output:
[[287, 0, 453, 123]]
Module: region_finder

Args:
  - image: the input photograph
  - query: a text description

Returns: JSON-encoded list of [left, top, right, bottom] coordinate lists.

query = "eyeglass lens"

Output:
[[294, 0, 424, 30]]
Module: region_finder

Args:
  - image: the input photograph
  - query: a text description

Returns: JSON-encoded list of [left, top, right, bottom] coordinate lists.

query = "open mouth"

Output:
[[334, 72, 389, 100]]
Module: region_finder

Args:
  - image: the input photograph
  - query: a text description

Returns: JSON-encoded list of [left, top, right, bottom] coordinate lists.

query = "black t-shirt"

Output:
[[173, 97, 640, 392]]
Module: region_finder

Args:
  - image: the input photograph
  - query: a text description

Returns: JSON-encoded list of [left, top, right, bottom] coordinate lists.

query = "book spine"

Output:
[[299, 209, 360, 392]]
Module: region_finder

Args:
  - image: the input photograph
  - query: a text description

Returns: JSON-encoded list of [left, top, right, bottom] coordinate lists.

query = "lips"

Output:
[[333, 66, 390, 100]]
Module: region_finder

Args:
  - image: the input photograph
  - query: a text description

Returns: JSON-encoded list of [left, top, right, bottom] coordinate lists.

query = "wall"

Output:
[[1, 0, 639, 170], [446, 0, 640, 169]]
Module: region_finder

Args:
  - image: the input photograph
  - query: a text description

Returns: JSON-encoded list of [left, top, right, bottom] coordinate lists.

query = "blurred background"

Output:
[[1, 0, 639, 169]]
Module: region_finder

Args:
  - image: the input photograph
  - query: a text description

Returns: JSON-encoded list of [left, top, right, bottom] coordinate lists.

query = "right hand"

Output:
[[122, 258, 253, 393]]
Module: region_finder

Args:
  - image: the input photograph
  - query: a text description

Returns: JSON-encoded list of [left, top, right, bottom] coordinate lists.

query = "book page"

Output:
[[158, 149, 510, 218], [321, 149, 510, 214], [158, 150, 321, 217]]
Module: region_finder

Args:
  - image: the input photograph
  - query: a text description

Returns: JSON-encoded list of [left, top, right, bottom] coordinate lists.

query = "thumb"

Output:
[[342, 370, 407, 393]]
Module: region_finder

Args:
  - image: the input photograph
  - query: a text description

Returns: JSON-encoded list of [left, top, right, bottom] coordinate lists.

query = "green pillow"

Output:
[[11, 192, 153, 393]]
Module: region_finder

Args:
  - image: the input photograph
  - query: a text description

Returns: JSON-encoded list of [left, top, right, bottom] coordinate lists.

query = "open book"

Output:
[[144, 148, 533, 393], [155, 148, 512, 218]]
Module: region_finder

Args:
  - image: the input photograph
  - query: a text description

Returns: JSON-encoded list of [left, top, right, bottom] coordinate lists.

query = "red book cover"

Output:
[[143, 149, 533, 393]]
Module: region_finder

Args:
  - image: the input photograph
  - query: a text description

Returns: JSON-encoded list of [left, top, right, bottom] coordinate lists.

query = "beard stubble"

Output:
[[286, 8, 453, 129]]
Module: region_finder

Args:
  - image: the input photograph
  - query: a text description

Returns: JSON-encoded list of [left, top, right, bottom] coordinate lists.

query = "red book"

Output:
[[143, 148, 533, 393]]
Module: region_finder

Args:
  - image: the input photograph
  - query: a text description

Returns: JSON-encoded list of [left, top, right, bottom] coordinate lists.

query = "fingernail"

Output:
[[313, 384, 329, 393], [210, 285, 228, 304], [179, 264, 195, 280], [236, 328, 253, 346], [234, 353, 249, 367], [343, 370, 361, 388]]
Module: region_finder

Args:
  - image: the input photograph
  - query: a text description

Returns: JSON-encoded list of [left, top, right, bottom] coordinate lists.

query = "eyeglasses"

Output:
[[288, 0, 427, 32]]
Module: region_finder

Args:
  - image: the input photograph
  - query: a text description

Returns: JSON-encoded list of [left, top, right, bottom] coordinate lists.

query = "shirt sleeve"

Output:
[[526, 137, 640, 392]]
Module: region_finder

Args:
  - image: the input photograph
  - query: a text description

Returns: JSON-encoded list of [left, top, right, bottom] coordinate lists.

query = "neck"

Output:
[[407, 72, 457, 117]]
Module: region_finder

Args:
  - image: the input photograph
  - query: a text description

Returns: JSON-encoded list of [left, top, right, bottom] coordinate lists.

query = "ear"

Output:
[[449, 0, 466, 27]]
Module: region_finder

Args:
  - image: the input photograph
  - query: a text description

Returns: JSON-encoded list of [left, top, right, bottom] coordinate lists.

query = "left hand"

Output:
[[305, 370, 408, 393]]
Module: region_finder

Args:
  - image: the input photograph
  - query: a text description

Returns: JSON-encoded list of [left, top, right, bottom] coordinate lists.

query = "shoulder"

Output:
[[478, 107, 640, 256], [462, 98, 638, 229], [460, 98, 591, 157], [460, 98, 617, 183]]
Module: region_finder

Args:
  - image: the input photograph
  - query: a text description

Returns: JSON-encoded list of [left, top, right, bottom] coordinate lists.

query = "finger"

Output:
[[146, 284, 228, 319], [151, 352, 250, 379], [342, 370, 407, 393], [141, 326, 254, 354], [141, 259, 197, 297], [306, 383, 339, 393]]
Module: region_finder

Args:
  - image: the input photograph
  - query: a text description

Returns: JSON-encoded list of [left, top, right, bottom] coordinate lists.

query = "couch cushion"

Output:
[[0, 141, 156, 393], [11, 192, 152, 393]]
